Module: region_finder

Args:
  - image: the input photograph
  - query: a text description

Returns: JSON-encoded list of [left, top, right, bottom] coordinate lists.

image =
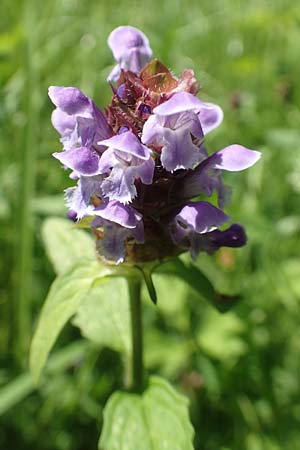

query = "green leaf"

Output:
[[99, 377, 194, 450], [41, 217, 96, 275], [30, 261, 108, 383], [156, 257, 239, 312], [73, 277, 131, 355]]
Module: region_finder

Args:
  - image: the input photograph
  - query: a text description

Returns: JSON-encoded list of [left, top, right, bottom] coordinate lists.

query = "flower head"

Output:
[[49, 26, 261, 264]]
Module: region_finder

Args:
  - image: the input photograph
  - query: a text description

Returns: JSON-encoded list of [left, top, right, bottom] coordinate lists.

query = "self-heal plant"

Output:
[[31, 26, 261, 450]]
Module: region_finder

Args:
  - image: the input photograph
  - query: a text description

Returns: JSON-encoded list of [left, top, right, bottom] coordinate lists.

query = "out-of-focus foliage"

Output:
[[1, 0, 300, 449]]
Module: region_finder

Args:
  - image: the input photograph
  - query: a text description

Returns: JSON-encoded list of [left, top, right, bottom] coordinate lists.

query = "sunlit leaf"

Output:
[[73, 277, 131, 355], [99, 377, 194, 450], [30, 261, 109, 382], [41, 217, 96, 275]]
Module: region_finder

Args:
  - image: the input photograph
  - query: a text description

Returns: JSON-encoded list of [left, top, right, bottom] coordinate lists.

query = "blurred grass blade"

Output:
[[0, 373, 33, 416], [15, 0, 41, 366], [0, 341, 88, 416]]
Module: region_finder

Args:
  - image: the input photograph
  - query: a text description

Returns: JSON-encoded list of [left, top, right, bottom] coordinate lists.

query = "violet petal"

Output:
[[198, 102, 224, 134], [48, 86, 91, 115], [100, 167, 137, 204], [175, 201, 230, 234], [98, 131, 151, 160], [153, 92, 204, 116], [51, 108, 76, 136], [209, 223, 247, 249], [206, 145, 261, 171], [53, 147, 101, 176], [92, 200, 142, 228], [107, 26, 152, 81]]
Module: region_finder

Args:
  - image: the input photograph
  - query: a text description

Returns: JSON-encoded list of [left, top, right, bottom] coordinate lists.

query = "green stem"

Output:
[[128, 276, 143, 391]]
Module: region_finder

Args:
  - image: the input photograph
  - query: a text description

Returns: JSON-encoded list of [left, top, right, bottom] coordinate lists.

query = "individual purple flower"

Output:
[[90, 201, 144, 264], [142, 105, 204, 172], [152, 91, 223, 134], [177, 222, 247, 259], [97, 131, 154, 204], [49, 86, 111, 176], [180, 144, 261, 207], [170, 201, 230, 259], [107, 26, 152, 82], [141, 92, 223, 172], [171, 201, 230, 238], [153, 92, 206, 115]]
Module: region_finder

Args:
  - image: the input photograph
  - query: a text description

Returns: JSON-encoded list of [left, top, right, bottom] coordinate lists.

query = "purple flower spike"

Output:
[[49, 27, 261, 265], [107, 26, 152, 82], [98, 131, 154, 203]]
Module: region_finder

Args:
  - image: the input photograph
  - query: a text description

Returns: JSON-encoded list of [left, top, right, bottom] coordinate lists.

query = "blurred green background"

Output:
[[1, 0, 300, 449]]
